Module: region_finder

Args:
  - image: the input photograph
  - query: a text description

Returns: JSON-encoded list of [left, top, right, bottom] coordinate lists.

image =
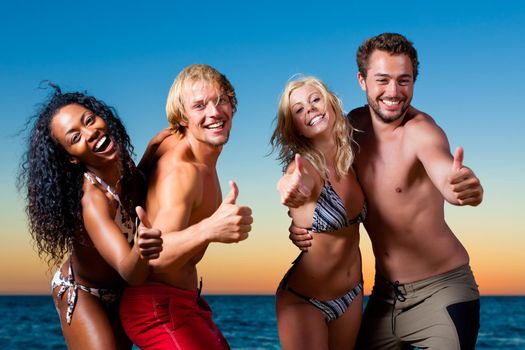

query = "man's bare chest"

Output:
[[355, 141, 421, 200]]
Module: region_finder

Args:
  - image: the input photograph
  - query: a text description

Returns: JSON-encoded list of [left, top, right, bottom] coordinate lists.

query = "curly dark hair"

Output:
[[18, 83, 138, 268], [356, 33, 419, 82]]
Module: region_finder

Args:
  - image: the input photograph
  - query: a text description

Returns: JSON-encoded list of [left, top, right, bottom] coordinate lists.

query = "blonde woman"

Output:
[[271, 77, 365, 350]]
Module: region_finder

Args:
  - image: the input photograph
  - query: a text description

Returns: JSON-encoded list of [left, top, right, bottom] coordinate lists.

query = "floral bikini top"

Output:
[[309, 182, 367, 233], [83, 171, 135, 243]]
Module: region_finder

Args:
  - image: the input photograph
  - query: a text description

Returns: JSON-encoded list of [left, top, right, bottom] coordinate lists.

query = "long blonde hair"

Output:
[[270, 76, 354, 179]]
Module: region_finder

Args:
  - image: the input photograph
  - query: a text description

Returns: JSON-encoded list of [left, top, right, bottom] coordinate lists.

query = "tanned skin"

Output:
[[280, 50, 483, 284], [145, 80, 252, 290], [275, 83, 363, 350], [50, 104, 163, 349]]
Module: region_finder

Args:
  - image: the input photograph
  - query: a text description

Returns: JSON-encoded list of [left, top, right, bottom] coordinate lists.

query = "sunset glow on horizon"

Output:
[[1, 1, 524, 297]]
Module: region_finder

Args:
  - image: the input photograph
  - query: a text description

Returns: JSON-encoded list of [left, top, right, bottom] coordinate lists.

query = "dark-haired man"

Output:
[[281, 33, 483, 349]]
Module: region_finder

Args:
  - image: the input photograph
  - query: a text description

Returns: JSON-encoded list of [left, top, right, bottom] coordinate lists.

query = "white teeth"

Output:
[[207, 122, 224, 129], [308, 114, 324, 126], [382, 100, 400, 106], [95, 136, 107, 150]]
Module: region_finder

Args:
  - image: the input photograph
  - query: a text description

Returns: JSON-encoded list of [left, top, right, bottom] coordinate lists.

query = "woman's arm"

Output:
[[137, 128, 172, 176], [81, 183, 162, 285], [277, 154, 316, 208]]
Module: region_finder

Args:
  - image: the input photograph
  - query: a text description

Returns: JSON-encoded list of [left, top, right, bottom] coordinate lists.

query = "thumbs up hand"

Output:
[[205, 181, 253, 244], [135, 206, 163, 260], [451, 146, 464, 172], [222, 180, 239, 205], [447, 147, 483, 206], [277, 154, 314, 208]]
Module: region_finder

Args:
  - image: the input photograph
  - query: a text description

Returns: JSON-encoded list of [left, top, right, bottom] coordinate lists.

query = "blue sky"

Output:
[[1, 0, 524, 294]]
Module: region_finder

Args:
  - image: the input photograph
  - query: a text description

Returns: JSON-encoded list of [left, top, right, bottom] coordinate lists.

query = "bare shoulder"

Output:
[[155, 135, 184, 167], [81, 178, 111, 217], [404, 107, 444, 138], [404, 106, 435, 125], [403, 107, 450, 154], [155, 132, 183, 157], [157, 161, 202, 199], [155, 136, 200, 185]]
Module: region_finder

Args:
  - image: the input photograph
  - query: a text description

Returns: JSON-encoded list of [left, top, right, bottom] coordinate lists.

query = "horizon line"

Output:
[[2, 293, 524, 297]]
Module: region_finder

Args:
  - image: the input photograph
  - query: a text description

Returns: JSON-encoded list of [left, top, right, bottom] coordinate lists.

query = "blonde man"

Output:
[[120, 64, 252, 350]]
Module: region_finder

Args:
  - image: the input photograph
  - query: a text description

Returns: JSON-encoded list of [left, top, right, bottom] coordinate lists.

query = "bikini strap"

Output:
[[84, 171, 135, 243], [83, 171, 123, 207]]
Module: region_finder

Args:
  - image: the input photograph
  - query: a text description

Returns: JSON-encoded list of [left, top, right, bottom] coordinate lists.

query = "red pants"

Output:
[[120, 284, 230, 350]]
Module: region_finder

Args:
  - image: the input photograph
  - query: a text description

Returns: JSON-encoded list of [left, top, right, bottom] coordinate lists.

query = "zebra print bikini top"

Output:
[[309, 182, 367, 233], [83, 171, 135, 243]]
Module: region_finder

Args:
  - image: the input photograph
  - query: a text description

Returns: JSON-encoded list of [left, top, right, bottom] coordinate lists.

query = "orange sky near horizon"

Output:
[[2, 194, 524, 296]]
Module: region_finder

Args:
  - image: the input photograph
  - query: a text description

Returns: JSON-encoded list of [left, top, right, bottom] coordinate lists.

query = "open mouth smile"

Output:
[[307, 113, 325, 126], [380, 99, 403, 107], [206, 121, 225, 130], [94, 135, 112, 152]]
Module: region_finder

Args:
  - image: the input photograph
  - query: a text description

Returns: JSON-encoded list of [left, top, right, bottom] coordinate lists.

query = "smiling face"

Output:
[[50, 103, 118, 168], [180, 80, 233, 147], [358, 50, 414, 124], [289, 84, 335, 140]]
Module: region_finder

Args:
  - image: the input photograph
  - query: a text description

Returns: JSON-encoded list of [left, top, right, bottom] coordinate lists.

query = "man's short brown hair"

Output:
[[356, 33, 419, 81]]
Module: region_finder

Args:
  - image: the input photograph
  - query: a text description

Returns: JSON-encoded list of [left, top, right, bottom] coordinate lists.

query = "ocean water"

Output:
[[0, 295, 523, 349]]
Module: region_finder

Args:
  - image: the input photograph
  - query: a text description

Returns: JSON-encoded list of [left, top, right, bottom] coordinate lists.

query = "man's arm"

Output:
[[409, 114, 483, 206], [149, 165, 252, 272], [289, 223, 313, 252]]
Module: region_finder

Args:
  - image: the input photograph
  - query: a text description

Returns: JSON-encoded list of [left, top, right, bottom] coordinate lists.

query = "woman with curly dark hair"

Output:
[[18, 85, 166, 349]]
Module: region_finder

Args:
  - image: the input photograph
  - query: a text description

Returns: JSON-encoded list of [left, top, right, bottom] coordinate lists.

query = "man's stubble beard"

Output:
[[205, 132, 230, 148], [367, 94, 410, 124]]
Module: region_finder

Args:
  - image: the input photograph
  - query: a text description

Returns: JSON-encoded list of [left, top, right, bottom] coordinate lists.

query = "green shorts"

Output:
[[356, 265, 480, 350]]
